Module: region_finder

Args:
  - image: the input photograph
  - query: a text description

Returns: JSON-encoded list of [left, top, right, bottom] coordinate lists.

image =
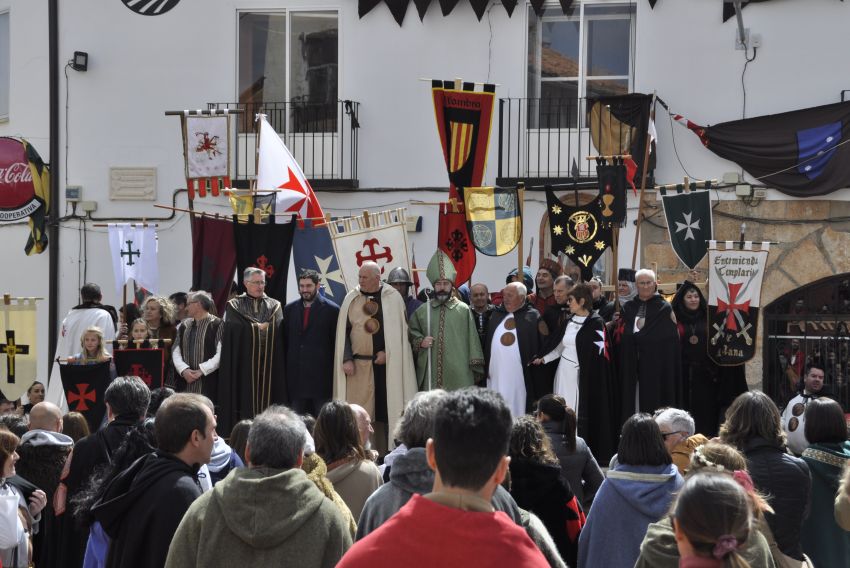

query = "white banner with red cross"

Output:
[[328, 209, 410, 291], [707, 241, 770, 366], [182, 113, 232, 200]]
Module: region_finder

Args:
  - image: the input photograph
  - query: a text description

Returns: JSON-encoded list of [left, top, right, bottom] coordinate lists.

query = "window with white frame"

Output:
[[0, 11, 9, 121], [527, 2, 634, 129], [237, 11, 338, 133]]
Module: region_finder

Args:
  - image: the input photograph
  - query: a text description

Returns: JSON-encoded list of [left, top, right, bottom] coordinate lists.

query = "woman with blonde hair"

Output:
[[69, 327, 111, 365]]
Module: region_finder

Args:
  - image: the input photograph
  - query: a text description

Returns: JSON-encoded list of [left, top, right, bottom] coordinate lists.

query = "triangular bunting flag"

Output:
[[385, 0, 410, 25]]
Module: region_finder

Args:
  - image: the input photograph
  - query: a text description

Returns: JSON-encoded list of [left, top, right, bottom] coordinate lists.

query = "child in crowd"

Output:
[[69, 326, 111, 365], [129, 319, 150, 342]]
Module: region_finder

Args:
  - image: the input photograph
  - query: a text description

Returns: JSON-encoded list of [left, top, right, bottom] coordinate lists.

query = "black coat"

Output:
[[742, 437, 812, 561], [619, 294, 682, 421], [484, 304, 543, 409], [93, 451, 202, 568], [541, 421, 604, 512], [282, 295, 340, 401]]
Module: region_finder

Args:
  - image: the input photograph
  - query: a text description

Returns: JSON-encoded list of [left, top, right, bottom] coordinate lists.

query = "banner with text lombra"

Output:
[[707, 241, 770, 365]]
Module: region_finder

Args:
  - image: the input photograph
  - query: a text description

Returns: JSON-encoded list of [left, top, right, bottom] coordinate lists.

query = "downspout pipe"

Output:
[[48, 0, 59, 373]]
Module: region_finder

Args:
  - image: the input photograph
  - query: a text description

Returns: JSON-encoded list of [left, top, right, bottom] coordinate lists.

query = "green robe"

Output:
[[408, 298, 484, 391]]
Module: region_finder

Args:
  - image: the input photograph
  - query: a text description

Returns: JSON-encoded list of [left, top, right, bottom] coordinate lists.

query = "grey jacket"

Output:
[[356, 447, 522, 540]]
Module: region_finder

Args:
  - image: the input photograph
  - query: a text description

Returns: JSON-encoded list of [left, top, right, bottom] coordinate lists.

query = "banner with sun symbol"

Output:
[[545, 187, 612, 281]]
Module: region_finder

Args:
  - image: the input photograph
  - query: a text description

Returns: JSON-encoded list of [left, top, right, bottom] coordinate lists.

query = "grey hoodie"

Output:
[[356, 447, 523, 540], [165, 467, 351, 568]]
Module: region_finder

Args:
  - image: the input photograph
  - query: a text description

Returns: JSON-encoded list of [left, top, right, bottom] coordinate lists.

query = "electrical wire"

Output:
[[741, 46, 757, 120]]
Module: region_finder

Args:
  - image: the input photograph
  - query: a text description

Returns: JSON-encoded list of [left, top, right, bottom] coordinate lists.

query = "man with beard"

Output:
[[409, 251, 484, 391], [781, 364, 829, 455], [386, 267, 422, 320], [485, 282, 543, 416], [334, 261, 417, 454], [470, 283, 494, 348], [173, 291, 224, 400], [219, 267, 284, 435], [283, 270, 340, 417], [619, 269, 681, 420], [530, 259, 563, 315]]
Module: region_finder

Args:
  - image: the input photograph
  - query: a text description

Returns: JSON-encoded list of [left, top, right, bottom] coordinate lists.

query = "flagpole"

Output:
[[426, 296, 432, 391], [631, 92, 657, 269], [517, 182, 525, 278]]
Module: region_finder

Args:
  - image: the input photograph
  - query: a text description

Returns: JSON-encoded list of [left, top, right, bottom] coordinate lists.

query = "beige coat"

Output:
[[326, 458, 383, 522]]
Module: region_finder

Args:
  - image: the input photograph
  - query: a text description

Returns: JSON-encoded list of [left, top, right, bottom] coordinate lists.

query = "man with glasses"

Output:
[[654, 407, 707, 475], [173, 291, 223, 400], [618, 269, 681, 422], [334, 261, 417, 455], [219, 267, 284, 435]]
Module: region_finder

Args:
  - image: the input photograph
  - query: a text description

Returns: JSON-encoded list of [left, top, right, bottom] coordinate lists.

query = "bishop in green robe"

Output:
[[409, 251, 484, 391]]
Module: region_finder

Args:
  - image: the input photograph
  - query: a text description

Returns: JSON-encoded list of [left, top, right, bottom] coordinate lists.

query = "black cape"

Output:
[[619, 294, 682, 422], [92, 451, 202, 568], [672, 283, 747, 437], [484, 304, 543, 411]]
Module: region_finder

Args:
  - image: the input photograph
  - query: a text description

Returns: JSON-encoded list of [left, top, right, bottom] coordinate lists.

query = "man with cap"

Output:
[[386, 267, 422, 320], [530, 259, 563, 315], [409, 251, 484, 391]]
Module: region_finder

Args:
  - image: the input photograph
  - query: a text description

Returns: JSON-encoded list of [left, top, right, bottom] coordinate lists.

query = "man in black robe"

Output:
[[283, 269, 340, 417], [619, 269, 682, 422], [484, 282, 543, 415], [538, 275, 575, 396], [219, 267, 284, 435], [173, 290, 223, 401], [92, 393, 213, 568]]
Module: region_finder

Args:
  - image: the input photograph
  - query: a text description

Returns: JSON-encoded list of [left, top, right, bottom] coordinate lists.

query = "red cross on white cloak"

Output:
[[717, 282, 750, 331]]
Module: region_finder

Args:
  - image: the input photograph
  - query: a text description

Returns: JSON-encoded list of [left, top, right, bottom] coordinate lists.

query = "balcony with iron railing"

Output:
[[497, 96, 640, 187], [206, 99, 360, 189]]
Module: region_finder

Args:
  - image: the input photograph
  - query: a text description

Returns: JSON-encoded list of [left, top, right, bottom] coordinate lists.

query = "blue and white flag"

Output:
[[108, 224, 158, 298], [293, 220, 347, 301]]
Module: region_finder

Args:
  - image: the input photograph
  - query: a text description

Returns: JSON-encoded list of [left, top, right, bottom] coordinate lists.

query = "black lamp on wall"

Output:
[[70, 51, 88, 72]]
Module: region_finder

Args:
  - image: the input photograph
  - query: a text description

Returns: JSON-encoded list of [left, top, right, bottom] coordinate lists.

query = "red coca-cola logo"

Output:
[[0, 139, 34, 209]]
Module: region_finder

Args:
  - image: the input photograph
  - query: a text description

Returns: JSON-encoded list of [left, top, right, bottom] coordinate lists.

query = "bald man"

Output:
[[334, 262, 417, 455], [17, 401, 74, 567]]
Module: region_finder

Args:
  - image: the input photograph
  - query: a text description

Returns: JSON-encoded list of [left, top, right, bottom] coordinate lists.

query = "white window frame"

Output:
[[0, 9, 10, 122]]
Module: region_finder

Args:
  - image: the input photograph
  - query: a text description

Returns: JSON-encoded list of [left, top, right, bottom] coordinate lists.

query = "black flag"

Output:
[[596, 160, 627, 227], [545, 187, 612, 281], [113, 346, 165, 390], [234, 217, 296, 304], [59, 362, 111, 432], [661, 188, 713, 270]]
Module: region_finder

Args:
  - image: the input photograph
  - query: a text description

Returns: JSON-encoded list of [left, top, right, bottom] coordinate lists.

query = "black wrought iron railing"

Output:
[[206, 100, 360, 188], [497, 97, 636, 185]]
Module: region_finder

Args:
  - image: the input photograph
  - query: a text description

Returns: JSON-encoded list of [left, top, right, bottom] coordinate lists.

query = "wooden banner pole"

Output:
[[631, 92, 658, 269]]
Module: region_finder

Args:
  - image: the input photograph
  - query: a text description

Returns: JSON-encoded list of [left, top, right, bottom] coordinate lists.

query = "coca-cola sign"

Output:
[[0, 138, 41, 223]]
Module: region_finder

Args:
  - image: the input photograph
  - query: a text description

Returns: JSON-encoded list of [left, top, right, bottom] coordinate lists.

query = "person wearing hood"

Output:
[[357, 390, 523, 540], [577, 413, 683, 568], [799, 398, 850, 567], [203, 435, 244, 488], [618, 269, 682, 421], [166, 405, 352, 568], [672, 281, 747, 437], [409, 251, 484, 392], [15, 402, 74, 568], [588, 277, 614, 322], [92, 393, 214, 568]]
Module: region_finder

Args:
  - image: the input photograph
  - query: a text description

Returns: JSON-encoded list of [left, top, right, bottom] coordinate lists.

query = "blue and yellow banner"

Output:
[[462, 186, 521, 257]]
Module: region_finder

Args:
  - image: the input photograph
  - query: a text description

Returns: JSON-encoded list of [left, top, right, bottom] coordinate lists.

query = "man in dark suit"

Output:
[[283, 269, 340, 417]]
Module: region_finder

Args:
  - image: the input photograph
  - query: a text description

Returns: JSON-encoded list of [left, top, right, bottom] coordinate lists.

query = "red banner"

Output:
[[438, 202, 476, 285]]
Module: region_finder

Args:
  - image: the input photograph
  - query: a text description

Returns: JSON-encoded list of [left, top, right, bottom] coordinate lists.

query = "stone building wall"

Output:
[[640, 194, 850, 389]]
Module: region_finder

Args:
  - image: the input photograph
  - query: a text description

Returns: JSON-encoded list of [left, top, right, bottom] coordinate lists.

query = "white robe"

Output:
[[542, 315, 585, 416], [46, 307, 116, 411], [781, 392, 813, 455], [487, 315, 526, 417]]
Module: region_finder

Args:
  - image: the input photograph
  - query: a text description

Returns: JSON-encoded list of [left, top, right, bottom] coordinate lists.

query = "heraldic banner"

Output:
[[438, 202, 476, 285], [432, 80, 496, 201], [462, 187, 521, 257], [113, 345, 165, 390], [0, 138, 50, 255], [293, 220, 347, 302], [661, 187, 713, 270], [234, 216, 296, 304], [545, 187, 612, 281], [109, 224, 159, 299], [182, 113, 232, 200], [0, 298, 37, 401], [708, 241, 769, 365], [191, 215, 237, 316], [59, 361, 111, 432], [328, 209, 410, 290], [596, 159, 628, 227]]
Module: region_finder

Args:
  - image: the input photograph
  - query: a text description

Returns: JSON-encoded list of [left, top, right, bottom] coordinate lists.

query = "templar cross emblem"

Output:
[[717, 282, 751, 331], [254, 255, 275, 278], [355, 239, 393, 272], [129, 363, 154, 387], [0, 331, 29, 383], [67, 383, 96, 412], [444, 229, 469, 262], [121, 240, 141, 266]]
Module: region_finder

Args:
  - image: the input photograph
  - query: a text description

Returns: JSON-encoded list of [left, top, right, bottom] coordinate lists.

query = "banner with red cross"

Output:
[[437, 202, 475, 286], [58, 361, 111, 432], [233, 215, 296, 304], [181, 113, 232, 200], [708, 241, 770, 365], [327, 208, 410, 290], [112, 345, 165, 390]]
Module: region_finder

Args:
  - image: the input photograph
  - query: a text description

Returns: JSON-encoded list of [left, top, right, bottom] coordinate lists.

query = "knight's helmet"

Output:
[[386, 267, 413, 285]]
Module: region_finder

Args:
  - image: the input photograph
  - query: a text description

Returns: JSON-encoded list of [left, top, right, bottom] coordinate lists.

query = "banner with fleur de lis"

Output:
[[545, 187, 612, 281]]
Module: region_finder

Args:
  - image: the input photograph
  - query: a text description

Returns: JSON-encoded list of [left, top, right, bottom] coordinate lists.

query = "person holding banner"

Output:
[[172, 291, 223, 400], [68, 327, 112, 365], [334, 261, 417, 455], [408, 251, 484, 392]]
